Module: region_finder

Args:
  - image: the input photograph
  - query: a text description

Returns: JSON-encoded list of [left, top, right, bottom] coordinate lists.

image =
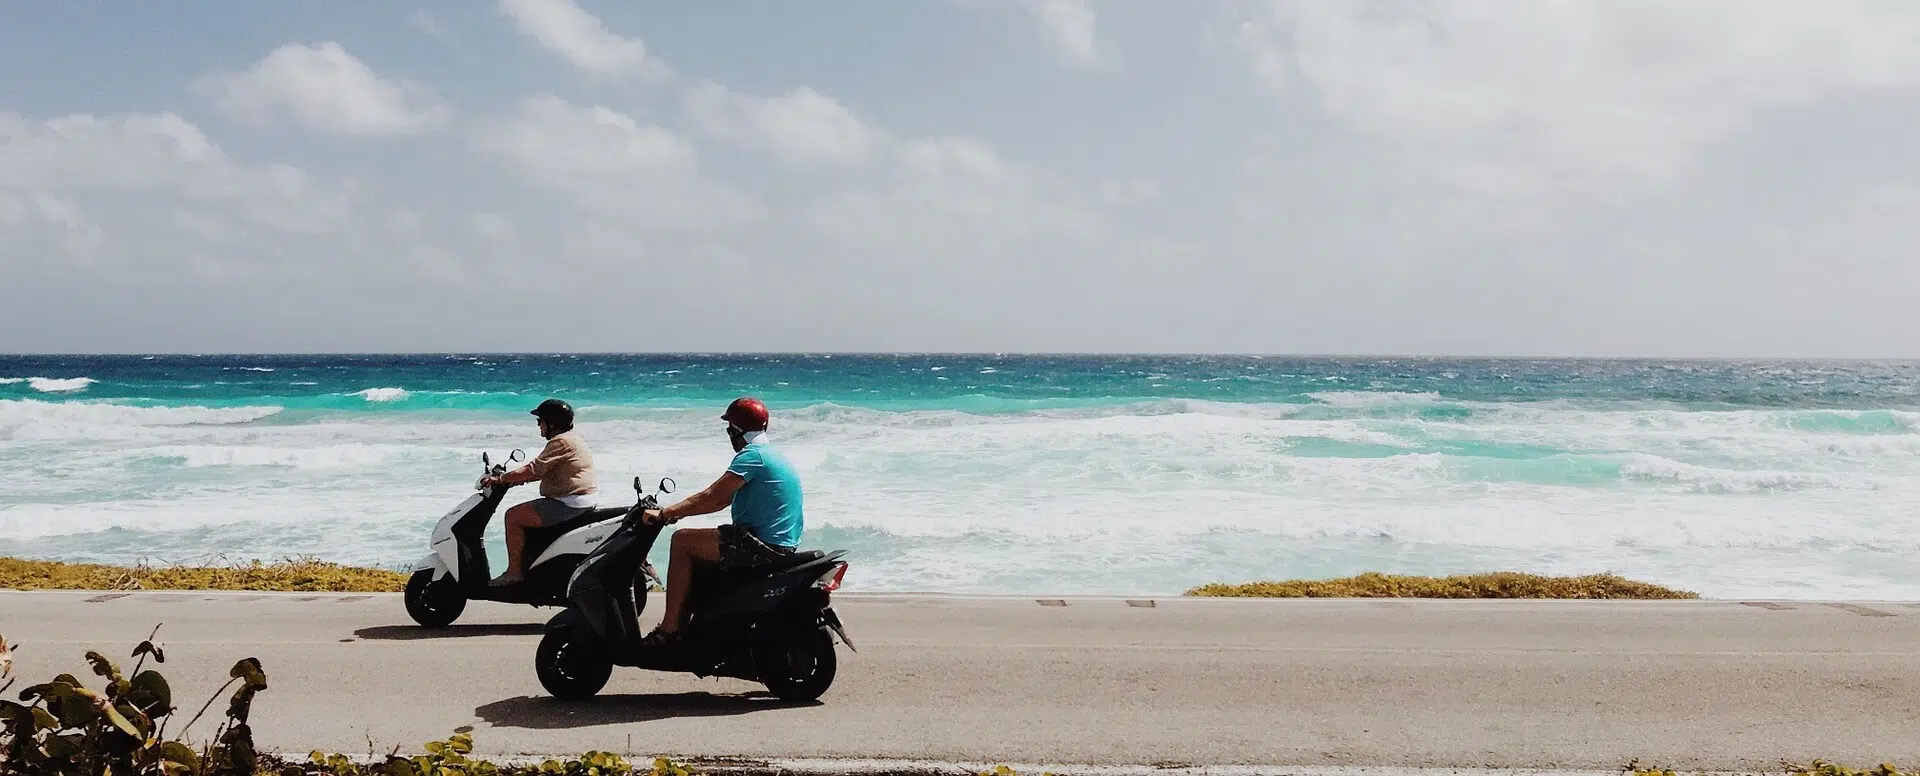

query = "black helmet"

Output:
[[531, 398, 574, 429]]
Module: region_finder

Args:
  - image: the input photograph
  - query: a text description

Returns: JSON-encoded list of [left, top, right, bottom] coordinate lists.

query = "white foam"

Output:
[[0, 399, 284, 439], [1617, 454, 1877, 494], [8, 393, 1920, 600], [357, 387, 410, 402], [1307, 390, 1443, 407], [172, 444, 418, 469], [28, 376, 96, 393], [0, 378, 23, 384]]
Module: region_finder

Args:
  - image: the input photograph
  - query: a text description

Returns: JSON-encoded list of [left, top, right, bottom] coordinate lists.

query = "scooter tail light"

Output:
[[815, 562, 848, 592]]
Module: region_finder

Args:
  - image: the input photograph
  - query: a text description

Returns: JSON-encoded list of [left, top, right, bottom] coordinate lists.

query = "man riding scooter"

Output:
[[483, 398, 599, 587], [638, 396, 803, 645]]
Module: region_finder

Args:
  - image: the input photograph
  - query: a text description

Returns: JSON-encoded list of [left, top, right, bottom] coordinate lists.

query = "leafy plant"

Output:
[[1188, 571, 1698, 599], [0, 624, 266, 776], [288, 735, 645, 775], [1790, 761, 1910, 776], [1, 555, 408, 593]]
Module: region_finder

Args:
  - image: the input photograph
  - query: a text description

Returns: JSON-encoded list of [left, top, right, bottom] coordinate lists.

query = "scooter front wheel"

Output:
[[536, 629, 611, 700], [757, 627, 837, 703], [404, 569, 467, 628]]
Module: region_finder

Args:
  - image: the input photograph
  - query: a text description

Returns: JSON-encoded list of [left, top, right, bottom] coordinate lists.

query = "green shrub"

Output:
[[0, 625, 268, 775], [1627, 759, 1911, 776], [288, 736, 676, 775], [1789, 761, 1912, 776], [0, 556, 408, 593], [1187, 571, 1697, 599]]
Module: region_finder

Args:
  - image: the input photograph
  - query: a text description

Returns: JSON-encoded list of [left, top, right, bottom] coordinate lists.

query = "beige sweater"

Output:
[[530, 430, 596, 498]]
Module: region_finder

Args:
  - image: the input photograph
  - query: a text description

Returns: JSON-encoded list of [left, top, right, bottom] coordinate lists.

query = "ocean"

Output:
[[2, 354, 1916, 599]]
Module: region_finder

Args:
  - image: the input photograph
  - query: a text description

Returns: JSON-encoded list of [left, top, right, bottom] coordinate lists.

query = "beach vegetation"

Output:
[[0, 557, 409, 593], [1629, 759, 1911, 776], [0, 624, 266, 775], [1186, 571, 1697, 599]]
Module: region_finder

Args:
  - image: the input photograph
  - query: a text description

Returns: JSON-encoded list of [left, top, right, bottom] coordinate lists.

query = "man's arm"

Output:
[[647, 472, 745, 524]]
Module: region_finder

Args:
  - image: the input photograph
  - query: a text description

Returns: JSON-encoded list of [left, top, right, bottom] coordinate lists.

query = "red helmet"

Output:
[[722, 397, 770, 432]]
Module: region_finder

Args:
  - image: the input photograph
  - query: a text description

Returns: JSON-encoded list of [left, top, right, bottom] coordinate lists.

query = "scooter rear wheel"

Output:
[[536, 629, 612, 700], [757, 627, 837, 702], [404, 569, 467, 628]]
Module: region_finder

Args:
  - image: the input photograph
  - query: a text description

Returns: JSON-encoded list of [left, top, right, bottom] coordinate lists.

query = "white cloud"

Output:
[[1033, 0, 1101, 67], [0, 110, 367, 283], [812, 136, 1109, 252], [1239, 0, 1920, 197], [0, 111, 351, 234], [411, 10, 453, 41], [475, 95, 757, 229], [470, 212, 518, 244], [498, 0, 669, 80], [684, 82, 880, 166], [1098, 178, 1161, 206], [0, 192, 106, 264], [196, 42, 449, 137]]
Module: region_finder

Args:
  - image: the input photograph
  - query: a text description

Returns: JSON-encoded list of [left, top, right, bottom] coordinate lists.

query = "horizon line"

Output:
[[5, 351, 1920, 361]]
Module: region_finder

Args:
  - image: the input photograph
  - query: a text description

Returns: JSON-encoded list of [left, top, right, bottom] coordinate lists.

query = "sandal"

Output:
[[639, 626, 683, 648]]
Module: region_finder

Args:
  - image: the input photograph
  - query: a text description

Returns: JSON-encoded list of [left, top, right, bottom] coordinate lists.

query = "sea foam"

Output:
[[28, 376, 96, 393], [0, 399, 283, 434], [7, 356, 1920, 600]]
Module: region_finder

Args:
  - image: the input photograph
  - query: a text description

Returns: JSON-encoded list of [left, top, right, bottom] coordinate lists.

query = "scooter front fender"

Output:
[[545, 607, 602, 644], [411, 553, 453, 581]]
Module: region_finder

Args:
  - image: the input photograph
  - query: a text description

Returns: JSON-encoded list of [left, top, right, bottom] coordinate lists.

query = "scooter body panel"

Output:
[[429, 492, 488, 583], [527, 517, 622, 571], [411, 552, 450, 579]]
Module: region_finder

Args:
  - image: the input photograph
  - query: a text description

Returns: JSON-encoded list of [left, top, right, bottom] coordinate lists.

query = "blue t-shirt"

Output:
[[726, 438, 804, 548]]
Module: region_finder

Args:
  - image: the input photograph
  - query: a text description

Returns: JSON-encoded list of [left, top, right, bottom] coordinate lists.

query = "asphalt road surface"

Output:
[[4, 591, 1917, 771]]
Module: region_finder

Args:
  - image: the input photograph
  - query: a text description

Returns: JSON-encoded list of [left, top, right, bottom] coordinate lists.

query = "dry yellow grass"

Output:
[[0, 556, 408, 592], [1186, 571, 1698, 600]]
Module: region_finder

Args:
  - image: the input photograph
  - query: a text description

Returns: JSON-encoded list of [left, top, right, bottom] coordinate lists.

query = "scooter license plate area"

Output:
[[822, 607, 855, 652]]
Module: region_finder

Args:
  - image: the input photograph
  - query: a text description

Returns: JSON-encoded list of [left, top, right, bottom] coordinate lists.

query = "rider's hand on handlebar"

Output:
[[641, 508, 671, 526]]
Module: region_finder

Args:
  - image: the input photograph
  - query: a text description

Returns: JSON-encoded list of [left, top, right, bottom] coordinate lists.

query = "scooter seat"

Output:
[[772, 550, 826, 568], [541, 505, 631, 536]]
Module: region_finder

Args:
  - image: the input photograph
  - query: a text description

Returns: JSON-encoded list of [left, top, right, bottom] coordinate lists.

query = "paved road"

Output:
[[3, 591, 1917, 771]]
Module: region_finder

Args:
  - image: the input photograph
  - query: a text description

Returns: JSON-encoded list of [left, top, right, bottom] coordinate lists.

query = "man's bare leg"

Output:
[[658, 527, 720, 634]]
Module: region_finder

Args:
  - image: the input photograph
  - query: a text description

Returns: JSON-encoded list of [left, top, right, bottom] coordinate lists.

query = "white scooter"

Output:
[[403, 449, 665, 627]]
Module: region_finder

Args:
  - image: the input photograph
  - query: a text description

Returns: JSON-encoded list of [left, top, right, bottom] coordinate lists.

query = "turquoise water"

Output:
[[3, 354, 1918, 598]]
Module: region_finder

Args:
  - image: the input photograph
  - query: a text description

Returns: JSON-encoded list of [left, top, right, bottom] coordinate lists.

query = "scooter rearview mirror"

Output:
[[659, 477, 675, 494], [632, 476, 643, 494], [482, 452, 491, 468], [510, 448, 526, 463]]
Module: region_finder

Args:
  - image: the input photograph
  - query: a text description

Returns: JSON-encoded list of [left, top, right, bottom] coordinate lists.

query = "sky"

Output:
[[4, 0, 1920, 356]]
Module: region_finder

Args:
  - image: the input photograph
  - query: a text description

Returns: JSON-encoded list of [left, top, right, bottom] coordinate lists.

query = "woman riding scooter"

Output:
[[483, 398, 599, 586]]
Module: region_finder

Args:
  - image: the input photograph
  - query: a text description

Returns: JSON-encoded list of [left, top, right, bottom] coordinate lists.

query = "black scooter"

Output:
[[403, 449, 653, 627], [535, 476, 854, 702]]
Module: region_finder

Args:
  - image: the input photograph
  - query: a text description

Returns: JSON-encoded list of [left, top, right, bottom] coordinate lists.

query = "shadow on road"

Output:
[[353, 623, 547, 640], [476, 692, 818, 728]]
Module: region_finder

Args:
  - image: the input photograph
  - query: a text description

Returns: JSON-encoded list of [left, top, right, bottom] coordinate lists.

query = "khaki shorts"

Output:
[[528, 497, 592, 527]]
